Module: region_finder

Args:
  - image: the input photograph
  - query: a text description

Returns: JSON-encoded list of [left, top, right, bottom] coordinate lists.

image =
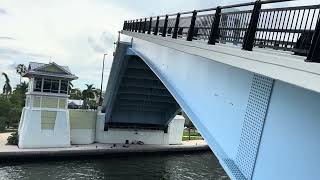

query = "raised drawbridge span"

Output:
[[104, 0, 320, 179]]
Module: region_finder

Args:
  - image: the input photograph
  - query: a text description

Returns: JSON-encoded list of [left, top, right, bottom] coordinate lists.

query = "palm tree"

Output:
[[16, 64, 27, 83], [68, 82, 74, 94], [183, 111, 195, 140], [94, 88, 101, 98], [82, 84, 96, 109], [93, 88, 103, 105], [70, 88, 82, 100], [2, 73, 12, 97]]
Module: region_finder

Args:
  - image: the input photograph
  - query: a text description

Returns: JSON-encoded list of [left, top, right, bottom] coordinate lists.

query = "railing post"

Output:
[[143, 18, 147, 33], [136, 19, 139, 32], [306, 16, 320, 63], [131, 20, 134, 31], [133, 20, 135, 32], [208, 7, 221, 45], [128, 20, 131, 31], [172, 13, 180, 39], [123, 21, 126, 30], [138, 19, 142, 33], [242, 0, 261, 51], [187, 10, 197, 41], [148, 17, 152, 34], [154, 16, 160, 35], [133, 20, 137, 32], [162, 15, 169, 37]]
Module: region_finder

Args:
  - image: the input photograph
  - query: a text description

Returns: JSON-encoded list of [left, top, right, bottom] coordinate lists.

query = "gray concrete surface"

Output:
[[0, 133, 209, 159]]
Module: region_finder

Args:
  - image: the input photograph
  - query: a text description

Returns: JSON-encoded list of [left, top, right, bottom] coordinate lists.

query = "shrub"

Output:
[[7, 131, 19, 145]]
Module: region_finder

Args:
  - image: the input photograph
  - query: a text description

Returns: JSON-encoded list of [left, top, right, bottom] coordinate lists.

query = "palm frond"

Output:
[[2, 73, 10, 83]]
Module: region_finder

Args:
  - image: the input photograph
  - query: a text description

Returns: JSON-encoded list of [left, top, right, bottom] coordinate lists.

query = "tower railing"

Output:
[[123, 0, 320, 63]]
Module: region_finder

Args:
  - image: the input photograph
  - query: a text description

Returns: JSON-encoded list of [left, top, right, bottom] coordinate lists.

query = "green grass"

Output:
[[182, 136, 203, 141], [182, 129, 203, 141], [183, 131, 201, 137]]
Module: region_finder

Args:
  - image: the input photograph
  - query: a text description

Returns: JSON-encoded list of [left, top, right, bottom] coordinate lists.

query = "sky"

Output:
[[0, 0, 318, 91]]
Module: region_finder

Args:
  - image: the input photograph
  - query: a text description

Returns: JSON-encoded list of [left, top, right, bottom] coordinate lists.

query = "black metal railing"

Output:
[[219, 9, 253, 45], [123, 0, 320, 63], [255, 5, 320, 56]]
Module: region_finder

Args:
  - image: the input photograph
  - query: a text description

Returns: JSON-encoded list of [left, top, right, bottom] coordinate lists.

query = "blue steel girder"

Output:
[[120, 78, 168, 90], [123, 68, 159, 80], [118, 94, 176, 103], [116, 99, 176, 107], [119, 86, 172, 97]]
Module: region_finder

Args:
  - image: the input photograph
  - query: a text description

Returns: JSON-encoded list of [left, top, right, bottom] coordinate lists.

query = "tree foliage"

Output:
[[82, 84, 96, 109], [88, 99, 98, 110], [183, 111, 195, 140], [68, 82, 74, 94], [11, 82, 28, 108], [0, 117, 6, 132], [69, 88, 82, 100], [16, 64, 27, 83], [7, 131, 19, 145], [0, 95, 17, 129], [0, 81, 28, 131]]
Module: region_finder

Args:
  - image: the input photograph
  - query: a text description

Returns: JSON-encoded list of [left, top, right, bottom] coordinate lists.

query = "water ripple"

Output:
[[0, 152, 229, 180]]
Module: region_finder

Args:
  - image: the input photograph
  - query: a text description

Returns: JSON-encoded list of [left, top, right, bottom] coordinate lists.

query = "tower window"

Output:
[[43, 78, 52, 93], [51, 80, 59, 93], [60, 80, 68, 94], [34, 77, 69, 94], [34, 78, 42, 92]]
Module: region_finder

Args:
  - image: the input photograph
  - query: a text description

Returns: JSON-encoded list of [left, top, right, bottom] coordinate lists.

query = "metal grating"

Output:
[[224, 158, 247, 180], [236, 74, 274, 179]]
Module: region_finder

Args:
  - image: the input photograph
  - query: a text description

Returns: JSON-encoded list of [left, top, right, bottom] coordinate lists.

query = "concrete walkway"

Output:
[[0, 132, 11, 147], [0, 133, 209, 160]]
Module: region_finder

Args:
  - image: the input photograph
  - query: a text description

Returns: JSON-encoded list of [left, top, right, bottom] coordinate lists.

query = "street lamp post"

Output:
[[99, 53, 107, 106]]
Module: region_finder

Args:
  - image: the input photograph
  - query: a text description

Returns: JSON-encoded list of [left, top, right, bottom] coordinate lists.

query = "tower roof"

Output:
[[24, 62, 78, 80]]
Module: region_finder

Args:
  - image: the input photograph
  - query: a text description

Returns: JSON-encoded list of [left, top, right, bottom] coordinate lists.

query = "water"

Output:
[[0, 152, 229, 180]]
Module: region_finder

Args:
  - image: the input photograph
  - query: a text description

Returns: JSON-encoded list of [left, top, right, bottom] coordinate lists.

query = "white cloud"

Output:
[[0, 8, 7, 15], [0, 0, 137, 90]]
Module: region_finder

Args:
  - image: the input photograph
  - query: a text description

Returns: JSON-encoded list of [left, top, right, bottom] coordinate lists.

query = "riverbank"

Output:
[[0, 132, 209, 160]]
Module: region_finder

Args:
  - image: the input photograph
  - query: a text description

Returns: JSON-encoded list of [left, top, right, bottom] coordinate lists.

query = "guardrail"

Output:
[[123, 0, 320, 63]]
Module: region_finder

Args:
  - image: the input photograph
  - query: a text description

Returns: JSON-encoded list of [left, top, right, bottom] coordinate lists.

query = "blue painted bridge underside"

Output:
[[103, 37, 320, 180], [102, 42, 180, 131]]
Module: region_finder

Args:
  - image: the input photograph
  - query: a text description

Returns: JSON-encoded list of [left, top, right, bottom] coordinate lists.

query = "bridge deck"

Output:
[[123, 30, 320, 94]]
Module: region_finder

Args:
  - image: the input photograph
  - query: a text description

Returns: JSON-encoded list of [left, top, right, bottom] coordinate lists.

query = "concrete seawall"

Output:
[[0, 140, 209, 160]]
